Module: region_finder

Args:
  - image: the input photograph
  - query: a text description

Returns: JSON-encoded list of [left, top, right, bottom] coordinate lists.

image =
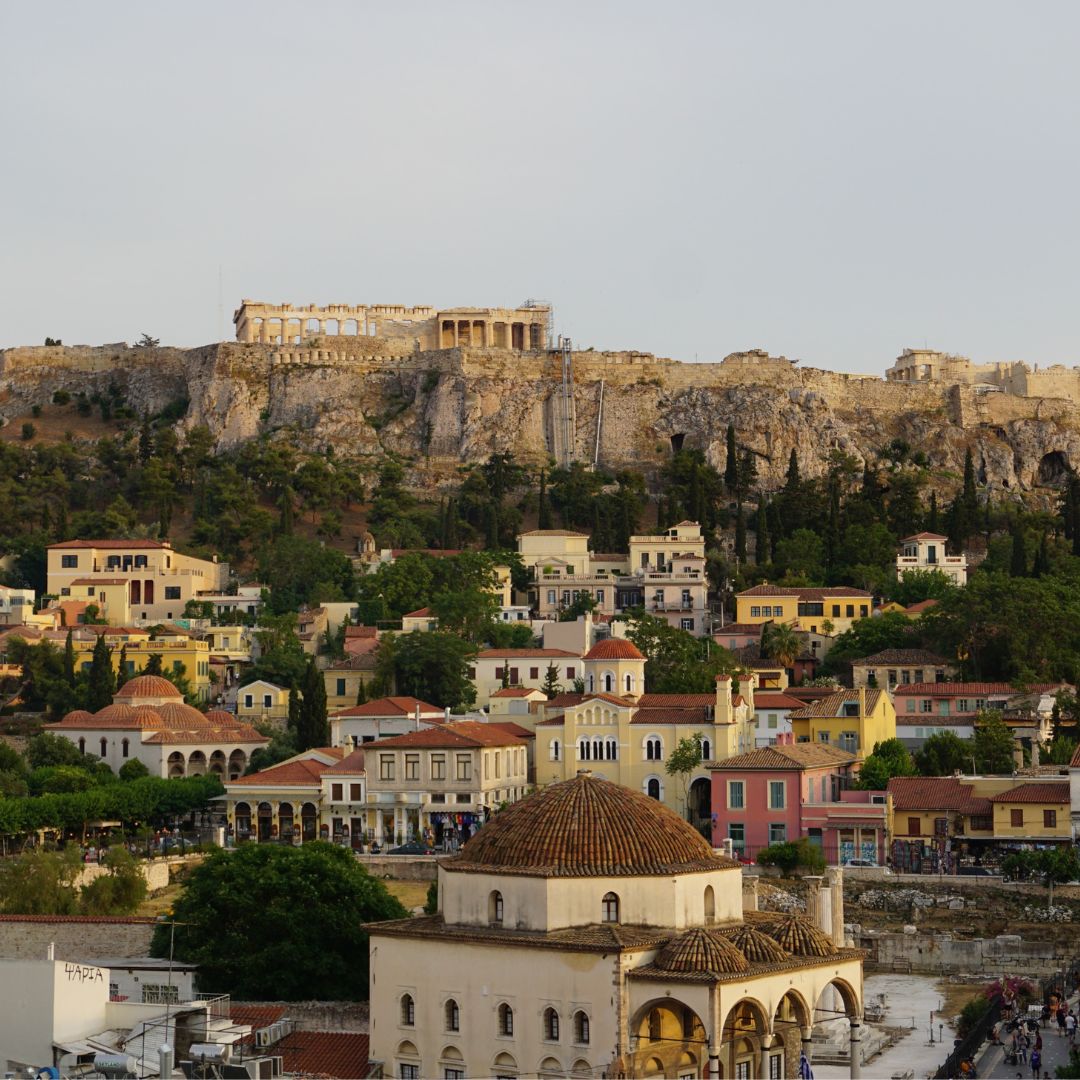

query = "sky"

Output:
[[2, 2, 1078, 374]]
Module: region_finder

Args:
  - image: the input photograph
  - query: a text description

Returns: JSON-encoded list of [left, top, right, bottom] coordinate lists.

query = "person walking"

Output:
[[1059, 1005, 1068, 1038], [1030, 1046, 1041, 1077]]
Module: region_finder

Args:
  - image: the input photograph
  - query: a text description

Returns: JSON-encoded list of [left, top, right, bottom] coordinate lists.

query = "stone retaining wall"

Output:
[[0, 915, 157, 961]]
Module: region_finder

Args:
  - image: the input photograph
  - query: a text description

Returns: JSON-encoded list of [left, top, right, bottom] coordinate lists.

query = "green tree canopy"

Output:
[[972, 710, 1016, 773], [857, 738, 915, 791], [914, 730, 973, 776], [624, 611, 737, 693], [151, 843, 406, 1000], [374, 631, 477, 709]]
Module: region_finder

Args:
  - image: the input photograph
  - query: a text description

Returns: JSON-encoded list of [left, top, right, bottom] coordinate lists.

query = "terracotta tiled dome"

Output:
[[450, 772, 738, 878], [583, 638, 645, 661], [61, 710, 94, 724], [93, 703, 136, 723], [115, 675, 183, 701], [205, 710, 235, 725], [765, 916, 835, 957], [655, 928, 749, 975], [719, 924, 791, 963], [157, 702, 211, 727]]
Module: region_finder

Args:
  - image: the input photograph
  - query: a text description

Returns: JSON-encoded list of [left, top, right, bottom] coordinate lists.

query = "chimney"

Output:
[[743, 671, 757, 714], [415, 703, 421, 731], [444, 706, 451, 724], [741, 876, 759, 913], [47, 942, 54, 961], [715, 674, 732, 726], [858, 686, 866, 717]]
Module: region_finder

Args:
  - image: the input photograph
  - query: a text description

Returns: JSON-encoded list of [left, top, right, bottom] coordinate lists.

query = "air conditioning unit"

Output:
[[255, 1028, 273, 1048]]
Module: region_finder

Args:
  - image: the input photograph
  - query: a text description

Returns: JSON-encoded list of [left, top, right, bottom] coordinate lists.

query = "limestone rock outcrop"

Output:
[[3, 341, 1080, 499]]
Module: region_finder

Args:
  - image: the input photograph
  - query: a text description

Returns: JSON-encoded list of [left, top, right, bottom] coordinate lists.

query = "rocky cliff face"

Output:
[[3, 341, 1079, 498]]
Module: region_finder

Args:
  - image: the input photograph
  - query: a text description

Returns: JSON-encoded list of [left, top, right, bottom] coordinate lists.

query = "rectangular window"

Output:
[[349, 783, 362, 801], [906, 700, 916, 713], [431, 755, 446, 780], [164, 586, 181, 600], [914, 670, 924, 684], [769, 823, 787, 844], [1011, 808, 1023, 827], [566, 667, 575, 679], [728, 781, 744, 809], [728, 822, 745, 853], [768, 780, 785, 809], [530, 667, 539, 680], [400, 1066, 420, 1080], [957, 699, 969, 713], [846, 604, 854, 618], [61, 554, 78, 568], [405, 754, 419, 780], [938, 700, 950, 715], [899, 669, 909, 684], [596, 589, 604, 604], [920, 699, 933, 713], [750, 606, 761, 618], [831, 604, 840, 616], [767, 715, 778, 728], [547, 590, 556, 604], [681, 618, 694, 631], [336, 678, 346, 696], [380, 755, 394, 781], [1044, 809, 1057, 828], [817, 731, 830, 743], [456, 792, 470, 803], [263, 694, 272, 708], [243, 694, 253, 709], [907, 816, 921, 836], [769, 1053, 783, 1080], [860, 605, 869, 617], [331, 783, 343, 801], [456, 755, 471, 781]]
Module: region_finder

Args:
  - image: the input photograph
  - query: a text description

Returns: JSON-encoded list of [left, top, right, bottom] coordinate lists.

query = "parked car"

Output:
[[958, 865, 994, 876], [388, 841, 432, 855]]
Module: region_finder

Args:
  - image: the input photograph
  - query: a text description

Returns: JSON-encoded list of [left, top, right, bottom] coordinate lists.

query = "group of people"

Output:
[[991, 998, 1078, 1079]]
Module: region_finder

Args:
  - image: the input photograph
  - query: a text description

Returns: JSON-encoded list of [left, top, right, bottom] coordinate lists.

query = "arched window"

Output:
[[646, 777, 662, 800], [648, 1008, 662, 1042], [645, 735, 662, 761], [78, 737, 86, 754], [99, 738, 107, 758], [445, 999, 459, 1032], [587, 673, 595, 692], [543, 1007, 560, 1041], [605, 737, 617, 760], [592, 737, 603, 760], [550, 739, 560, 762], [489, 890, 504, 925], [577, 738, 590, 761], [701, 738, 711, 760], [121, 738, 129, 759], [601, 891, 619, 924], [603, 671, 614, 693], [401, 993, 415, 1026], [624, 672, 635, 693], [574, 1010, 590, 1044], [498, 1003, 514, 1036], [704, 885, 715, 924], [682, 1006, 696, 1039]]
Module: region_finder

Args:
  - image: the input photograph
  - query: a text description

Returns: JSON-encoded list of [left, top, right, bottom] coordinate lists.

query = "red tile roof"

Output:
[[852, 649, 951, 666], [583, 638, 645, 661], [344, 626, 377, 638], [477, 648, 580, 658], [545, 693, 586, 708], [370, 721, 526, 749], [630, 707, 712, 725], [50, 539, 168, 549], [402, 606, 432, 618], [487, 721, 534, 740], [753, 693, 807, 710], [229, 1004, 287, 1032], [70, 577, 128, 585], [989, 782, 1070, 804], [1071, 745, 1080, 769], [739, 584, 872, 599], [323, 749, 367, 775], [713, 623, 766, 635], [330, 696, 442, 718], [637, 693, 713, 707], [491, 687, 543, 698], [279, 1031, 371, 1080], [904, 599, 939, 614], [894, 682, 1062, 697], [711, 744, 856, 770], [229, 750, 345, 787], [888, 776, 975, 811], [788, 689, 885, 718], [900, 531, 949, 542]]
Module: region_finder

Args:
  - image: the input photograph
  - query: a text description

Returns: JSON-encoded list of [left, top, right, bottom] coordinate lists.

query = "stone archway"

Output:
[[721, 996, 771, 1080], [630, 997, 708, 1079], [688, 776, 711, 833]]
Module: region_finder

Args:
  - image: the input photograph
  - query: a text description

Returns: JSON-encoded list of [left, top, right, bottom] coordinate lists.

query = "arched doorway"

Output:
[[257, 802, 273, 842], [631, 998, 707, 1078], [228, 749, 246, 779], [721, 996, 771, 1080], [209, 750, 226, 777], [167, 752, 185, 778], [688, 776, 711, 832], [187, 750, 207, 776], [301, 802, 318, 842], [234, 801, 251, 841], [278, 803, 294, 842], [813, 977, 862, 1074]]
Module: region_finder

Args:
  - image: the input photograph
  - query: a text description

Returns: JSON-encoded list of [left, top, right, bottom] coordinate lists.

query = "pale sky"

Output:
[[2, 2, 1078, 373]]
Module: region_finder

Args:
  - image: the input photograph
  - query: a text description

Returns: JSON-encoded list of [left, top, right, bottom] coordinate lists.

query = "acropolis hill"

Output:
[[4, 298, 1080, 497]]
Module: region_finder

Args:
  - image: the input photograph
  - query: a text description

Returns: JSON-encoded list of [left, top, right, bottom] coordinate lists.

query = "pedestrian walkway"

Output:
[[981, 1000, 1078, 1079]]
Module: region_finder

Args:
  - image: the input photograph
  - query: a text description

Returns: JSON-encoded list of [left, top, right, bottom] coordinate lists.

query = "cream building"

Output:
[[534, 639, 757, 828], [895, 531, 967, 585], [470, 648, 583, 707], [330, 695, 446, 748], [47, 675, 267, 779], [367, 773, 865, 1080], [47, 540, 228, 625], [366, 721, 529, 847], [236, 679, 290, 727]]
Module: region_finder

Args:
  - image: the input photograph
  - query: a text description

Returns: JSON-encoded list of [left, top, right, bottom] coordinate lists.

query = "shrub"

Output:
[[957, 993, 990, 1038], [756, 838, 826, 875], [31, 404, 41, 418], [52, 390, 71, 405], [424, 880, 438, 914], [21, 423, 35, 441]]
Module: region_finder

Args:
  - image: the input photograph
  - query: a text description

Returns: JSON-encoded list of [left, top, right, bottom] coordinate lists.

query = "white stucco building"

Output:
[[367, 772, 866, 1080]]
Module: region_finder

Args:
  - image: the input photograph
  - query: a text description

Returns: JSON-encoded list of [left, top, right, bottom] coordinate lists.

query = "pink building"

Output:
[[709, 741, 887, 866]]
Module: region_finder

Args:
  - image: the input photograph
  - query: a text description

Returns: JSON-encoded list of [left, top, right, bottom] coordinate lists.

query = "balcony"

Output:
[[896, 555, 965, 568]]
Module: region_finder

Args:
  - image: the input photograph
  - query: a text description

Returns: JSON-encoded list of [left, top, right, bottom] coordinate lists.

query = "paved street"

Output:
[[981, 1003, 1078, 1080]]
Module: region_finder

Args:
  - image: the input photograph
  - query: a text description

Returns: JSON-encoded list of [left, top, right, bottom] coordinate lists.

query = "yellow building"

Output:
[[735, 585, 873, 635], [237, 680, 291, 727], [534, 639, 757, 827], [788, 689, 895, 762], [886, 777, 1072, 871], [47, 539, 228, 625], [517, 530, 592, 577], [324, 655, 377, 711]]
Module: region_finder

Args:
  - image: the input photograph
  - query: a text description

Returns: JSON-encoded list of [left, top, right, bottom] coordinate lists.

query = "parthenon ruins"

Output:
[[232, 300, 551, 351]]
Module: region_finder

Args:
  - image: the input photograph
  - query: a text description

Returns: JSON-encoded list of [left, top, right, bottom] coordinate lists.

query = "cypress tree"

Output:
[[928, 490, 939, 534], [1033, 533, 1051, 577], [537, 468, 552, 529], [484, 504, 499, 550], [754, 499, 769, 565], [825, 475, 841, 578], [784, 449, 801, 493], [118, 644, 128, 683], [63, 629, 76, 686], [724, 424, 738, 491], [1009, 521, 1028, 577], [734, 503, 747, 562], [86, 635, 115, 712], [356, 679, 368, 706], [287, 684, 301, 736], [737, 450, 757, 498], [297, 657, 328, 751]]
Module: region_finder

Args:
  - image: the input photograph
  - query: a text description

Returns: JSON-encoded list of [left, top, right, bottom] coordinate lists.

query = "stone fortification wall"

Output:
[[861, 929, 1069, 976], [0, 915, 157, 961]]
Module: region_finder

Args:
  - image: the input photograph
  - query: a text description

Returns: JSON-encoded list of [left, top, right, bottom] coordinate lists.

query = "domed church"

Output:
[[367, 772, 865, 1080]]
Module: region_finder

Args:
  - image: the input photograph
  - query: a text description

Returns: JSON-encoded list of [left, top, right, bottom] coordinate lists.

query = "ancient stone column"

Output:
[[742, 875, 759, 913], [757, 1034, 773, 1080], [849, 1020, 861, 1079]]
